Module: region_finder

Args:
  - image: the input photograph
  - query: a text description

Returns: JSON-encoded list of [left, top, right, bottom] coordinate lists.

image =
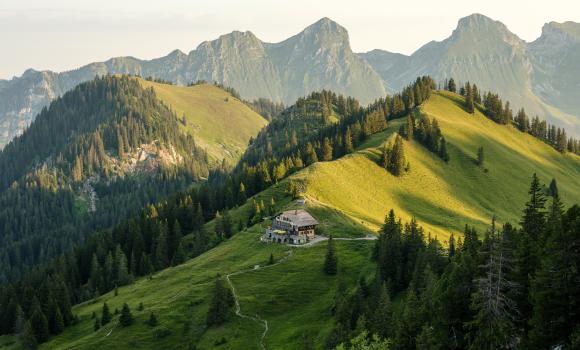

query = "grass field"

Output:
[[137, 78, 268, 162], [290, 91, 580, 241]]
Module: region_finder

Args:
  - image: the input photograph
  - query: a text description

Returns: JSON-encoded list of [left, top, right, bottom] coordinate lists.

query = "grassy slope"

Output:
[[137, 78, 268, 162], [291, 91, 580, 242], [32, 210, 373, 349]]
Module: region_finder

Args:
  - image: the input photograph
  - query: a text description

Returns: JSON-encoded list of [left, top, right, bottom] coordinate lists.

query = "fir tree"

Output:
[[119, 303, 133, 327], [101, 303, 111, 326], [387, 135, 406, 176], [19, 320, 37, 350], [148, 312, 158, 327], [439, 137, 450, 163], [206, 274, 234, 327], [324, 236, 338, 275], [477, 146, 485, 167], [406, 115, 414, 141], [322, 137, 333, 161], [465, 82, 475, 113], [448, 78, 457, 93], [268, 253, 275, 265], [467, 221, 518, 350]]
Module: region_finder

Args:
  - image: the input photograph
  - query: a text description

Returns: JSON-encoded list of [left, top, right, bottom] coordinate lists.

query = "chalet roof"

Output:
[[277, 209, 318, 227]]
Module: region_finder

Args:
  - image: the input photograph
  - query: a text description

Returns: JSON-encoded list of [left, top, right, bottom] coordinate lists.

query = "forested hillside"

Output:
[[0, 76, 212, 282]]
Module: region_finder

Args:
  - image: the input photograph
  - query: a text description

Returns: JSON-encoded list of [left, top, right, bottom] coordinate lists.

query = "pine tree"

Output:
[[448, 78, 457, 93], [154, 222, 169, 268], [148, 312, 158, 327], [19, 320, 38, 350], [119, 303, 133, 327], [206, 274, 235, 327], [465, 82, 474, 113], [101, 303, 111, 326], [477, 146, 484, 167], [529, 202, 579, 349], [52, 307, 64, 335], [467, 221, 518, 350], [268, 253, 275, 265], [395, 289, 423, 349], [372, 282, 393, 339], [406, 115, 414, 141], [29, 300, 49, 343], [439, 137, 450, 163], [322, 137, 333, 161], [344, 128, 354, 153], [388, 135, 406, 176], [94, 317, 101, 331], [324, 236, 338, 275]]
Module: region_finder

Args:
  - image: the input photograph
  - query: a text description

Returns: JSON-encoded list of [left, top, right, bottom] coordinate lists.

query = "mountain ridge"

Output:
[[1, 14, 580, 149]]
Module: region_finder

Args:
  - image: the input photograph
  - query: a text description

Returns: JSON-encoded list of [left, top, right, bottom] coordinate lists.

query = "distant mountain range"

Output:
[[360, 14, 580, 136], [1, 14, 579, 148]]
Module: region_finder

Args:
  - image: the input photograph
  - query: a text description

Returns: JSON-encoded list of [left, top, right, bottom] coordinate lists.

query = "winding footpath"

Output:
[[98, 235, 377, 347], [226, 235, 377, 349]]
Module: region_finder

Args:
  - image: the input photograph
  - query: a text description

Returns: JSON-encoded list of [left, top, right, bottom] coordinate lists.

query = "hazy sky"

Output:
[[1, 0, 578, 79]]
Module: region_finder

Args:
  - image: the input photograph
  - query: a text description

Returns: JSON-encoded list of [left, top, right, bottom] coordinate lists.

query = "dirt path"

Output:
[[226, 250, 293, 350], [226, 235, 377, 348]]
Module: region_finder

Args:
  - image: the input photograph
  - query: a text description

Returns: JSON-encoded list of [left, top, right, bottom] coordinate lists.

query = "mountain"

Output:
[[360, 14, 580, 136], [0, 18, 384, 149], [0, 75, 266, 282], [529, 21, 580, 118], [21, 88, 580, 350]]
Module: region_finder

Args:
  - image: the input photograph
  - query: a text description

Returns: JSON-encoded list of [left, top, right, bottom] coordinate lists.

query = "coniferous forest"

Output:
[[0, 76, 209, 282], [0, 70, 578, 350], [326, 174, 580, 350]]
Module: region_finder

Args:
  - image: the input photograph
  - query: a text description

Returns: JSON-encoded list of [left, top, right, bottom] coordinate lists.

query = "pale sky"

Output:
[[1, 0, 578, 79]]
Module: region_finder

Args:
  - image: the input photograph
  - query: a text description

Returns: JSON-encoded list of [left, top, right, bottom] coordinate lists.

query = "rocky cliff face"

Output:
[[0, 18, 385, 148], [529, 21, 580, 120]]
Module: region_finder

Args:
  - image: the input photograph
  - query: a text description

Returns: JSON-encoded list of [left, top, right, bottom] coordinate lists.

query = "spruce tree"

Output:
[[268, 253, 275, 265], [467, 221, 517, 350], [465, 82, 474, 113], [372, 282, 393, 339], [323, 236, 338, 275], [19, 320, 37, 350], [529, 202, 579, 348], [148, 312, 158, 327], [101, 303, 111, 326], [388, 135, 406, 176], [119, 303, 133, 327], [406, 115, 414, 141], [439, 137, 450, 163], [322, 137, 333, 161], [448, 78, 457, 93], [477, 146, 485, 167], [206, 274, 234, 327]]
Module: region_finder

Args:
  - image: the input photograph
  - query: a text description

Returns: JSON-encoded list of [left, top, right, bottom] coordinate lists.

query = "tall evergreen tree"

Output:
[[101, 303, 111, 326], [467, 221, 518, 350], [324, 236, 338, 275], [119, 303, 133, 327], [206, 274, 234, 327]]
